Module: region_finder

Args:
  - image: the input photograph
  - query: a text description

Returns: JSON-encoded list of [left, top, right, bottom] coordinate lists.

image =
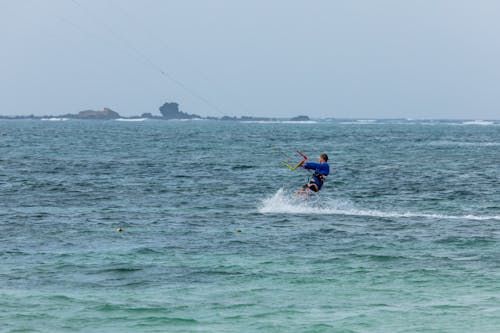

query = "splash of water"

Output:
[[258, 189, 500, 220]]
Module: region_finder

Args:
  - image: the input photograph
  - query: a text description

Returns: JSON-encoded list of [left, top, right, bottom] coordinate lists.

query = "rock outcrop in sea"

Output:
[[158, 102, 201, 119], [290, 115, 310, 121], [0, 100, 314, 121], [61, 108, 121, 119], [77, 108, 120, 119]]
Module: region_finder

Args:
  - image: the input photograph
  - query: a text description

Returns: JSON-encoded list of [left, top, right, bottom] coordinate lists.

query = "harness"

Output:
[[305, 171, 326, 192], [313, 171, 326, 184]]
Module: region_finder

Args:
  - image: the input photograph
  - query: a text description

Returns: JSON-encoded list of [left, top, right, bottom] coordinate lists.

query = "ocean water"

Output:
[[1, 119, 499, 332]]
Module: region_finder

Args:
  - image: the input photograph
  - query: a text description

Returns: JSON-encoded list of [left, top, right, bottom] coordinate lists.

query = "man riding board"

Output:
[[296, 153, 329, 194]]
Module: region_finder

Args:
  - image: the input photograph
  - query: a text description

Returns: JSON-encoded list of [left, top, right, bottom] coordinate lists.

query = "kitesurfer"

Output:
[[296, 153, 329, 194]]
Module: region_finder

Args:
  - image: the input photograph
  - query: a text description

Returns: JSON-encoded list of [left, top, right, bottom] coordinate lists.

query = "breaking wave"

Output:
[[461, 120, 497, 126], [115, 118, 146, 122], [40, 118, 68, 121]]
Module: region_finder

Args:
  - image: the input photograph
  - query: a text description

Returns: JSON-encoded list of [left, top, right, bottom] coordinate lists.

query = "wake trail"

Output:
[[258, 189, 500, 221]]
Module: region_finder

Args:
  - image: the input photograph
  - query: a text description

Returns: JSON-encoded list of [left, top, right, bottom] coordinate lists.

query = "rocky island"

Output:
[[158, 102, 201, 119], [61, 108, 120, 120], [0, 101, 313, 122], [290, 115, 310, 121]]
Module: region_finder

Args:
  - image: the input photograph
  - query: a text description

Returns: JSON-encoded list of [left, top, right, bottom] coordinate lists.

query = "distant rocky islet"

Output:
[[0, 102, 311, 121]]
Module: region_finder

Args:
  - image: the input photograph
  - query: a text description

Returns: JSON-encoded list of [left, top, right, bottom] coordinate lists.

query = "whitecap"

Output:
[[241, 120, 318, 124], [115, 118, 146, 122], [461, 120, 496, 126], [40, 118, 68, 121]]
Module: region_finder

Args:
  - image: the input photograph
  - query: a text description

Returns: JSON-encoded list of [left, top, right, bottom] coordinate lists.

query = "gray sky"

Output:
[[1, 0, 500, 119]]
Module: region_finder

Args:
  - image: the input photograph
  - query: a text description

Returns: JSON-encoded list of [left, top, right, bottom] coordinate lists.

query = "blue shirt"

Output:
[[304, 162, 330, 189]]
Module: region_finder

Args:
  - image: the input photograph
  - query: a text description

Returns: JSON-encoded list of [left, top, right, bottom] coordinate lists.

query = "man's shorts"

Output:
[[304, 180, 321, 192]]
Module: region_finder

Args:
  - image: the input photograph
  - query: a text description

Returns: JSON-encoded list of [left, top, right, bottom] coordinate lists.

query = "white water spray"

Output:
[[259, 189, 500, 221]]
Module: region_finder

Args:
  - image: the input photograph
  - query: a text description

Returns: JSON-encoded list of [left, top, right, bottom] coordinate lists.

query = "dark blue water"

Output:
[[1, 119, 499, 332]]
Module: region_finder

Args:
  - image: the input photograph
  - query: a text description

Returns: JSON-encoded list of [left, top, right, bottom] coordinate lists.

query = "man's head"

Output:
[[319, 153, 328, 163]]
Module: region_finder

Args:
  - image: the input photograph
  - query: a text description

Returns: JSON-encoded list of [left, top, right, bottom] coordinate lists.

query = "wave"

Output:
[[115, 118, 146, 122], [334, 120, 500, 126], [167, 118, 208, 122], [339, 121, 378, 125], [280, 120, 318, 124], [461, 120, 497, 126], [258, 189, 500, 221], [40, 118, 68, 121], [427, 140, 500, 147], [241, 120, 318, 124]]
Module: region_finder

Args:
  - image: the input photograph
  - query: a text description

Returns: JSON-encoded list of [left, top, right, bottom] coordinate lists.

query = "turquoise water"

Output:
[[1, 119, 499, 332]]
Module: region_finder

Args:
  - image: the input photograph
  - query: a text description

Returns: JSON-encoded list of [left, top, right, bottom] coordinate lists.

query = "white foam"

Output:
[[339, 120, 394, 125], [115, 118, 146, 122], [241, 120, 318, 124], [339, 121, 378, 125], [40, 117, 68, 121], [258, 189, 500, 221], [461, 120, 496, 126], [167, 118, 209, 122]]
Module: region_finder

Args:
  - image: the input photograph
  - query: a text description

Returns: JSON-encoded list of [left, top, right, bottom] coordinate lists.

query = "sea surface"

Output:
[[1, 119, 499, 332]]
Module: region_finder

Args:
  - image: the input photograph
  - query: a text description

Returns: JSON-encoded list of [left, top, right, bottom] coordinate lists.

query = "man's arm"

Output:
[[303, 162, 321, 170], [304, 162, 329, 175], [295, 159, 307, 169]]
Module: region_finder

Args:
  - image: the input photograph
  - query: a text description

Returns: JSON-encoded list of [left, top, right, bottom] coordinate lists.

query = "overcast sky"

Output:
[[1, 0, 500, 119]]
